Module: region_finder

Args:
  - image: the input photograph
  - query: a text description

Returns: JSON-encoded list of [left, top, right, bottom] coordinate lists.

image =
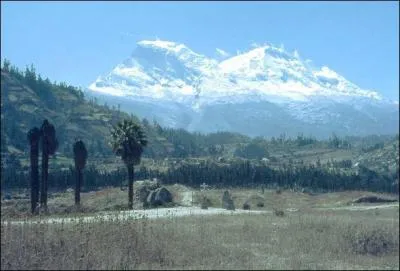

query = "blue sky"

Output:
[[1, 1, 399, 100]]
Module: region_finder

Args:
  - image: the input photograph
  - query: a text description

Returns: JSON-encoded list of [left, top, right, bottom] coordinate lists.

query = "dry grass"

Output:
[[193, 187, 398, 212], [1, 185, 397, 219], [1, 186, 399, 270], [1, 208, 399, 270], [1, 185, 187, 220]]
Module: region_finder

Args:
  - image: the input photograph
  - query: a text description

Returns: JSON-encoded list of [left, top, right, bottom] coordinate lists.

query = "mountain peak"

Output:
[[137, 39, 188, 53], [89, 39, 388, 104], [86, 39, 398, 138]]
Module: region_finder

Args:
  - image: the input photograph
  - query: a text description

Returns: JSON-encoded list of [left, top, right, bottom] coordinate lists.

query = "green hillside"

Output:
[[0, 62, 251, 165]]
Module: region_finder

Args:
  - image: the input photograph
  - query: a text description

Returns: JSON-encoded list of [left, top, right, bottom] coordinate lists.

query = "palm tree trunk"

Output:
[[30, 142, 39, 214], [128, 164, 134, 209], [75, 169, 82, 206], [40, 143, 49, 211]]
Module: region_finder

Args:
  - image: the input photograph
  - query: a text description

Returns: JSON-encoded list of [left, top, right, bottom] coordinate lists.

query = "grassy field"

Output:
[[1, 186, 399, 270], [2, 184, 398, 219]]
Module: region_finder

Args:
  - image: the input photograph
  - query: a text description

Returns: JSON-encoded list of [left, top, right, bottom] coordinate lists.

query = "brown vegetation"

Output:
[[1, 208, 398, 270]]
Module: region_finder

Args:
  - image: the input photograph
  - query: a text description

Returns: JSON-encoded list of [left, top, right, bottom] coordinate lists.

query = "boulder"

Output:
[[144, 187, 173, 208], [217, 157, 225, 163], [302, 187, 317, 196], [145, 191, 157, 208], [137, 185, 150, 203], [200, 195, 212, 209], [134, 179, 161, 191], [242, 202, 251, 210], [222, 190, 230, 203], [352, 195, 398, 204], [274, 209, 285, 217], [244, 194, 265, 208], [222, 190, 235, 210], [155, 187, 173, 205]]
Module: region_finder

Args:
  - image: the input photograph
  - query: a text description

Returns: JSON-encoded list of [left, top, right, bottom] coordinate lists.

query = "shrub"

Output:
[[343, 225, 398, 256], [200, 195, 211, 209], [273, 208, 284, 217]]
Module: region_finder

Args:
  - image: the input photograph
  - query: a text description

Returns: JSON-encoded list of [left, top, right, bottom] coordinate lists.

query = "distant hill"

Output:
[[1, 67, 132, 158], [0, 62, 250, 161]]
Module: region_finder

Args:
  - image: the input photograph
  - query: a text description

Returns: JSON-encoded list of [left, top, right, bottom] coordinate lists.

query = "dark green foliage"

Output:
[[110, 119, 148, 166], [296, 133, 317, 146], [234, 141, 269, 159], [27, 127, 41, 214], [73, 140, 88, 206], [1, 61, 108, 159], [2, 58, 11, 71], [331, 159, 353, 169], [362, 142, 385, 153], [329, 133, 340, 149], [40, 119, 58, 210], [328, 133, 352, 149], [1, 156, 398, 195], [110, 119, 148, 209], [73, 140, 88, 170]]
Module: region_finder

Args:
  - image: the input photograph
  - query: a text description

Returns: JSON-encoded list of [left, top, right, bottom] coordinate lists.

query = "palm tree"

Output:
[[40, 119, 58, 211], [27, 127, 41, 214], [73, 139, 88, 207], [110, 119, 147, 209]]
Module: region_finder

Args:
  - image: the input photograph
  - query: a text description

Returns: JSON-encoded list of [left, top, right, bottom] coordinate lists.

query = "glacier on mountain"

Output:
[[86, 39, 398, 138]]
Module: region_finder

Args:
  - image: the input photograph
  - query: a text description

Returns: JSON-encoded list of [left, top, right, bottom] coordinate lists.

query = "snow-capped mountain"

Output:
[[86, 39, 399, 138]]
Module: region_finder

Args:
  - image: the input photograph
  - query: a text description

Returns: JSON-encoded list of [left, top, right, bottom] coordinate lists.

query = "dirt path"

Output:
[[2, 207, 271, 225], [2, 201, 397, 226]]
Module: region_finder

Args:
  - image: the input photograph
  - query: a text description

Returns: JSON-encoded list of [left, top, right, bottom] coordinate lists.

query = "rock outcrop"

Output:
[[222, 190, 235, 210], [144, 187, 173, 208]]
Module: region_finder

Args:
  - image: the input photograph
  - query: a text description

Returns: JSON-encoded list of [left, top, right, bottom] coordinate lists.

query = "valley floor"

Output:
[[1, 186, 399, 270]]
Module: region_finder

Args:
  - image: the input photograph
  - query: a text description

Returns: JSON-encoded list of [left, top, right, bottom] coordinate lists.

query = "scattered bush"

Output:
[[273, 208, 284, 217], [343, 225, 398, 256], [200, 195, 211, 209]]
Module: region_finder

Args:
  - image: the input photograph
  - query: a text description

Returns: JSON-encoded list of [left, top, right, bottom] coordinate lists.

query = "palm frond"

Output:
[[109, 119, 147, 165]]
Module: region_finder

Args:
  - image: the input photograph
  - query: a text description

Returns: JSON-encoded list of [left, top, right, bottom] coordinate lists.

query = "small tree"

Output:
[[40, 119, 58, 211], [73, 139, 88, 207], [27, 127, 41, 214], [110, 119, 147, 209], [2, 58, 10, 71], [330, 133, 340, 149]]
